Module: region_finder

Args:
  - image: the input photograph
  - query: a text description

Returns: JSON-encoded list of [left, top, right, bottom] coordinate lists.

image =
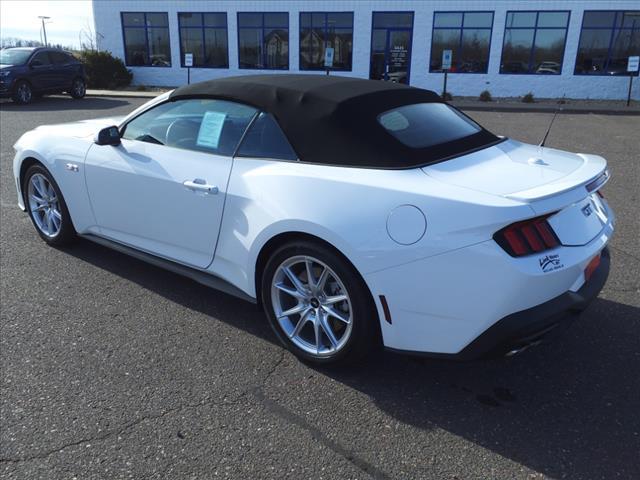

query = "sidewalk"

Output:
[[86, 89, 640, 114]]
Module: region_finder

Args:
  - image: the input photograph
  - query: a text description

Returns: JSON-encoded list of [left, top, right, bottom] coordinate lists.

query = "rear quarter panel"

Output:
[[210, 157, 535, 299]]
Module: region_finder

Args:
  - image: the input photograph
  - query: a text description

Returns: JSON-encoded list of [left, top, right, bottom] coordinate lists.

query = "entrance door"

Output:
[[370, 12, 414, 84]]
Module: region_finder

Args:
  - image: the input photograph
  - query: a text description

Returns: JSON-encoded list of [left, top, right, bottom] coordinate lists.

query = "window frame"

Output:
[[119, 98, 260, 157], [574, 10, 640, 76], [429, 10, 495, 74], [499, 10, 571, 75], [237, 12, 290, 70], [120, 11, 172, 68], [298, 11, 354, 72], [177, 12, 229, 69]]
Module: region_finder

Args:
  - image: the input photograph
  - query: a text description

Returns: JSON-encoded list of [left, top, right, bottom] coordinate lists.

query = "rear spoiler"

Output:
[[505, 154, 609, 202]]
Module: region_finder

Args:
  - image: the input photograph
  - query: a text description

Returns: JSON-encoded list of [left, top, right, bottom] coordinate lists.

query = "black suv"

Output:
[[0, 47, 87, 104]]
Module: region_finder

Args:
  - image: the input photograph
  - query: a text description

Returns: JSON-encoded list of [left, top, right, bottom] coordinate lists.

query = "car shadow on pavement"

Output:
[[0, 96, 130, 111], [64, 238, 640, 479]]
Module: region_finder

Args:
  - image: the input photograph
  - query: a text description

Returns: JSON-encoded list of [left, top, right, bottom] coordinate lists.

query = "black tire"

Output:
[[12, 80, 33, 104], [23, 164, 76, 246], [69, 77, 86, 99], [261, 240, 380, 366]]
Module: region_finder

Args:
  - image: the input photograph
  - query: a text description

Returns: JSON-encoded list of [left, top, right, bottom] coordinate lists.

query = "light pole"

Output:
[[38, 16, 50, 46]]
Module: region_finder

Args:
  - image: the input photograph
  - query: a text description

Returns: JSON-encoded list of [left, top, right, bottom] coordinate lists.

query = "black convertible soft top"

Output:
[[170, 75, 500, 169]]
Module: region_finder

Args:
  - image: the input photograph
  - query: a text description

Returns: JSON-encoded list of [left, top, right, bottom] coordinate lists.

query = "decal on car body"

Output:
[[539, 254, 563, 273]]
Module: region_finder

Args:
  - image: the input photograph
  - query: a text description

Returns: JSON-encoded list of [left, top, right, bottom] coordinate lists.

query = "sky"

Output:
[[0, 0, 94, 48]]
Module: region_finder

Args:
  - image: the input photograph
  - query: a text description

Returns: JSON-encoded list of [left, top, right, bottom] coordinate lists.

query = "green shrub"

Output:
[[522, 92, 535, 103], [479, 90, 492, 102], [78, 50, 132, 89]]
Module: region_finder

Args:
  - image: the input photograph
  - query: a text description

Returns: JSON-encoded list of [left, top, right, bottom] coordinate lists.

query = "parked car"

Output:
[[0, 47, 86, 104], [535, 61, 561, 74], [12, 75, 614, 365]]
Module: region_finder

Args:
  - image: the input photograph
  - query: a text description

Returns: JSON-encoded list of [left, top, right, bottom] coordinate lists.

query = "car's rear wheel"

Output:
[[23, 165, 76, 246], [262, 241, 379, 365], [69, 78, 86, 99], [12, 80, 33, 104]]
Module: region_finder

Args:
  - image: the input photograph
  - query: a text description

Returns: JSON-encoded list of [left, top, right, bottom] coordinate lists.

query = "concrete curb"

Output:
[[86, 90, 163, 99]]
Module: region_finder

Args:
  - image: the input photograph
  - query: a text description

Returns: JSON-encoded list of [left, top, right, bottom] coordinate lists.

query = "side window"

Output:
[[236, 113, 297, 160], [121, 99, 257, 156], [50, 51, 70, 64], [31, 51, 51, 66]]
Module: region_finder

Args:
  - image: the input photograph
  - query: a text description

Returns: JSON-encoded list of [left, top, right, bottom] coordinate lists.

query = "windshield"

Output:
[[0, 49, 33, 65], [377, 103, 482, 149]]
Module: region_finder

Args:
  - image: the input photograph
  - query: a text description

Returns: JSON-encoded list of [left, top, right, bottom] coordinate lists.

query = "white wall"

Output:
[[93, 0, 640, 100]]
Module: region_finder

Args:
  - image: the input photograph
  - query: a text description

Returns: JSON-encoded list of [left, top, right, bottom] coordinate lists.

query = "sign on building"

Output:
[[324, 47, 334, 68], [442, 49, 452, 70]]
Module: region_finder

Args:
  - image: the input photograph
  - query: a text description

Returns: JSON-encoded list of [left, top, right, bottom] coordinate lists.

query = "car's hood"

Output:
[[422, 139, 607, 202], [32, 116, 126, 138], [0, 64, 15, 69]]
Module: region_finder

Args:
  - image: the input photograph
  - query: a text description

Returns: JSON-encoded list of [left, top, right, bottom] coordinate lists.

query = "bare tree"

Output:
[[79, 19, 101, 52]]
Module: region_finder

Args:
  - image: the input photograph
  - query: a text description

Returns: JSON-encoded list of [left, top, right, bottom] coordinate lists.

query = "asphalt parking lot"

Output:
[[1, 96, 639, 480]]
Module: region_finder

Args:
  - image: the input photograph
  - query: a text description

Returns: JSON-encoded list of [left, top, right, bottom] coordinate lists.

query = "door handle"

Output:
[[183, 179, 219, 194]]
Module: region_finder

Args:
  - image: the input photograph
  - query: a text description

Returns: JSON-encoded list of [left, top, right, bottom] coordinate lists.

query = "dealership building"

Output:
[[93, 1, 640, 100]]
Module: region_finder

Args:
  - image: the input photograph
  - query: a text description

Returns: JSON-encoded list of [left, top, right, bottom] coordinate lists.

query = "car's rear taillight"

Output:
[[494, 214, 560, 257]]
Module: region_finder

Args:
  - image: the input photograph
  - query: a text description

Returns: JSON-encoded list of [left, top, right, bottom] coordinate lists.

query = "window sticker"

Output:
[[196, 111, 227, 149]]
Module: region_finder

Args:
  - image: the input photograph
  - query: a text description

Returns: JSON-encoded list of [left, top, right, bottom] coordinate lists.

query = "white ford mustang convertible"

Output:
[[13, 75, 614, 365]]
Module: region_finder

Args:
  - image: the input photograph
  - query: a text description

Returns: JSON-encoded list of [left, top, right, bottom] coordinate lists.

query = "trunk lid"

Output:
[[423, 139, 611, 246], [422, 139, 607, 201]]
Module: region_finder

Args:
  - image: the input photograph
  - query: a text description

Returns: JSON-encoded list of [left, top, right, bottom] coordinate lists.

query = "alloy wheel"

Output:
[[17, 82, 32, 103], [270, 255, 353, 357], [27, 173, 62, 238], [72, 79, 86, 97]]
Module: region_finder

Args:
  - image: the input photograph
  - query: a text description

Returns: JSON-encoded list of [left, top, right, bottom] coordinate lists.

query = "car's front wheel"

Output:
[[69, 78, 86, 99], [262, 241, 380, 365], [12, 80, 33, 104], [23, 165, 76, 246]]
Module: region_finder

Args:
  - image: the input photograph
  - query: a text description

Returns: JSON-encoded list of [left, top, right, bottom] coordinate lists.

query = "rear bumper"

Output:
[[388, 247, 610, 360]]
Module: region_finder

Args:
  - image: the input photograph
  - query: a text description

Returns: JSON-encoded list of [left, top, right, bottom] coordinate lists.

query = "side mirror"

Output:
[[94, 126, 121, 146], [30, 60, 42, 68]]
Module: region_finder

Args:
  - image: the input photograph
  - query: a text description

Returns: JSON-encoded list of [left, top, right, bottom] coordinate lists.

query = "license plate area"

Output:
[[547, 194, 608, 246]]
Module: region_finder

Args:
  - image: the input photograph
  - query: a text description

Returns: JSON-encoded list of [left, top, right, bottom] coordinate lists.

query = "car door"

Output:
[[49, 50, 74, 89], [84, 98, 258, 269], [27, 50, 54, 91]]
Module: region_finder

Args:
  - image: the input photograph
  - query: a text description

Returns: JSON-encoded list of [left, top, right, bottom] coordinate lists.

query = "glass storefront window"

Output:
[[430, 11, 493, 73], [500, 11, 570, 74], [178, 13, 228, 68], [121, 12, 171, 67], [238, 12, 289, 69], [575, 11, 640, 75], [300, 12, 353, 71]]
